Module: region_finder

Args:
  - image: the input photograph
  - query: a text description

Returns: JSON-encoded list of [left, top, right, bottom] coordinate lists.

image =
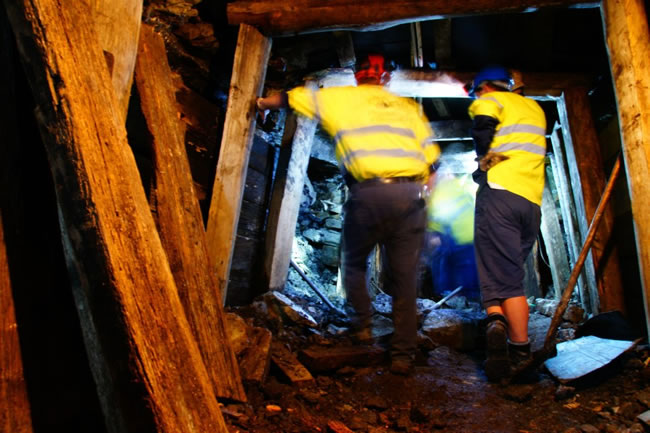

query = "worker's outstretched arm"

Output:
[[256, 92, 289, 123]]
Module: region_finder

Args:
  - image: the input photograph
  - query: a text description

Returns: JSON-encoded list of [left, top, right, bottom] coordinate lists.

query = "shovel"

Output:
[[508, 151, 623, 382]]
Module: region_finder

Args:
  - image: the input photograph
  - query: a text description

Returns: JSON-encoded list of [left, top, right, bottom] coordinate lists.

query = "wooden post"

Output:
[[601, 0, 650, 336], [549, 128, 590, 309], [135, 23, 246, 402], [563, 87, 625, 314], [206, 24, 271, 304], [264, 82, 319, 290], [0, 12, 33, 432], [3, 2, 228, 432], [92, 0, 142, 119], [540, 179, 570, 299], [557, 98, 599, 313], [332, 31, 356, 68], [0, 214, 33, 433]]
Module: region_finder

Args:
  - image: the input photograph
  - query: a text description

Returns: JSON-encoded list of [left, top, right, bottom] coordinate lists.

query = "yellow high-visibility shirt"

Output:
[[288, 85, 440, 182], [427, 175, 476, 245], [468, 91, 547, 205]]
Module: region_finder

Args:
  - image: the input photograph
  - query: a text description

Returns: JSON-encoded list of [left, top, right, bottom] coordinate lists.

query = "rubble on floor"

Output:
[[223, 289, 648, 433]]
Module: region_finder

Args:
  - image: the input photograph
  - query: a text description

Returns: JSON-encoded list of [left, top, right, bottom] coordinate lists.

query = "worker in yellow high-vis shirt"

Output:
[[467, 65, 547, 382], [257, 54, 440, 375], [426, 172, 479, 301]]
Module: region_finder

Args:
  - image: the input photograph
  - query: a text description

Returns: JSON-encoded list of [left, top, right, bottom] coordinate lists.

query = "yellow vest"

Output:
[[468, 91, 547, 205], [427, 175, 476, 245], [288, 85, 440, 182]]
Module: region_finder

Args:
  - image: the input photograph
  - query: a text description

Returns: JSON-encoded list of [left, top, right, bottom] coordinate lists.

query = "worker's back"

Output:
[[287, 84, 439, 182]]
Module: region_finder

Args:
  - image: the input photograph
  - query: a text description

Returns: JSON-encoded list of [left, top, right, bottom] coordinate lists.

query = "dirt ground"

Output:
[[222, 302, 650, 433]]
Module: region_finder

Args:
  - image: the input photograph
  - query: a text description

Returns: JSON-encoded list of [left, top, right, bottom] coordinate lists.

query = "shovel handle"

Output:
[[542, 152, 623, 351]]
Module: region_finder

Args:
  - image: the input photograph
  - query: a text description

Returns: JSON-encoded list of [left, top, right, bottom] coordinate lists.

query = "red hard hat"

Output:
[[354, 54, 388, 83]]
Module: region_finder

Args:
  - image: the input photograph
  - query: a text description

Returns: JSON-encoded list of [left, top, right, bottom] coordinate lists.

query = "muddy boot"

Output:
[[350, 318, 375, 345], [390, 356, 414, 376], [484, 314, 510, 382], [352, 326, 375, 344], [508, 341, 537, 383]]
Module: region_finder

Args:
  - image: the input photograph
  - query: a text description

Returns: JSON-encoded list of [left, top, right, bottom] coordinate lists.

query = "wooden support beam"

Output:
[[601, 0, 650, 335], [557, 96, 600, 313], [3, 2, 228, 432], [0, 213, 33, 433], [387, 69, 593, 98], [264, 83, 319, 290], [134, 24, 246, 403], [332, 31, 356, 68], [410, 22, 424, 68], [0, 13, 33, 432], [541, 179, 570, 300], [227, 0, 596, 36], [563, 87, 625, 314], [206, 24, 271, 304], [92, 0, 142, 119], [549, 128, 591, 310], [432, 19, 453, 69]]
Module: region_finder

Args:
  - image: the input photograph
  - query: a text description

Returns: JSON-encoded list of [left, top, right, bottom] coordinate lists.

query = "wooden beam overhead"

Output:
[[227, 0, 598, 36]]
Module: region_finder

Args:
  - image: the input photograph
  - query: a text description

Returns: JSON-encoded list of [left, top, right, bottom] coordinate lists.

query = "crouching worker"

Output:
[[256, 54, 440, 375], [466, 66, 547, 382], [427, 172, 480, 302]]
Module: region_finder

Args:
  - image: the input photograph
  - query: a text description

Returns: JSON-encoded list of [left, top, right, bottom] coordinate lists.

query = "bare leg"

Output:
[[501, 296, 529, 343]]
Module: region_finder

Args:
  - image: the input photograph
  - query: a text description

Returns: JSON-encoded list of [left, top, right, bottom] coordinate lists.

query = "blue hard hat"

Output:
[[468, 66, 514, 97]]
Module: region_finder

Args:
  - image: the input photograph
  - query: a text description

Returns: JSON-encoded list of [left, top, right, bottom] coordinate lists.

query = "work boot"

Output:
[[508, 341, 538, 383], [352, 326, 375, 344], [389, 357, 414, 376], [484, 314, 510, 382], [350, 318, 376, 345]]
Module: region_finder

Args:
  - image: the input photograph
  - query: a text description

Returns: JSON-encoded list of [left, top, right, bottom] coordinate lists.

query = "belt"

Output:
[[356, 176, 420, 187]]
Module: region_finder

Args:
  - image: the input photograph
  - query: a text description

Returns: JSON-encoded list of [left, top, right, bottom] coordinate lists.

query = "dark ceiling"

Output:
[[271, 7, 609, 77]]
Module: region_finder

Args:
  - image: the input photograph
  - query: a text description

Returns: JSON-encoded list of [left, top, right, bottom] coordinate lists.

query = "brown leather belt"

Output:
[[357, 176, 420, 187]]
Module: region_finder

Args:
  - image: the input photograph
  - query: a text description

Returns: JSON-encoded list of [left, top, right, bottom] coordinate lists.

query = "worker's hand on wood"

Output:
[[256, 97, 270, 123]]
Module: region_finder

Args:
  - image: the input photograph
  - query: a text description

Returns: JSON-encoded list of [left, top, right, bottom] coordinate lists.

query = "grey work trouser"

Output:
[[342, 180, 426, 361]]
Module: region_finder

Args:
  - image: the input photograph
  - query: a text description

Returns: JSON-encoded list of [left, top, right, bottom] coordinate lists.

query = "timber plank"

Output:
[[549, 129, 590, 309], [541, 181, 570, 299], [0, 216, 33, 433], [240, 326, 273, 384], [264, 84, 319, 291], [4, 2, 228, 432], [227, 0, 594, 36], [206, 24, 271, 304], [563, 87, 625, 314], [92, 0, 142, 119], [135, 23, 246, 403], [602, 0, 650, 336], [0, 14, 33, 432], [270, 341, 315, 386], [554, 106, 599, 312]]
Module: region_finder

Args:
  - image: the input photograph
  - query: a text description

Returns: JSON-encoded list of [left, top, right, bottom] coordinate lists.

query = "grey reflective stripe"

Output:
[[421, 136, 436, 149], [495, 124, 546, 137], [341, 148, 427, 166], [335, 125, 416, 143], [311, 89, 321, 123], [479, 96, 503, 108], [491, 142, 546, 156]]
